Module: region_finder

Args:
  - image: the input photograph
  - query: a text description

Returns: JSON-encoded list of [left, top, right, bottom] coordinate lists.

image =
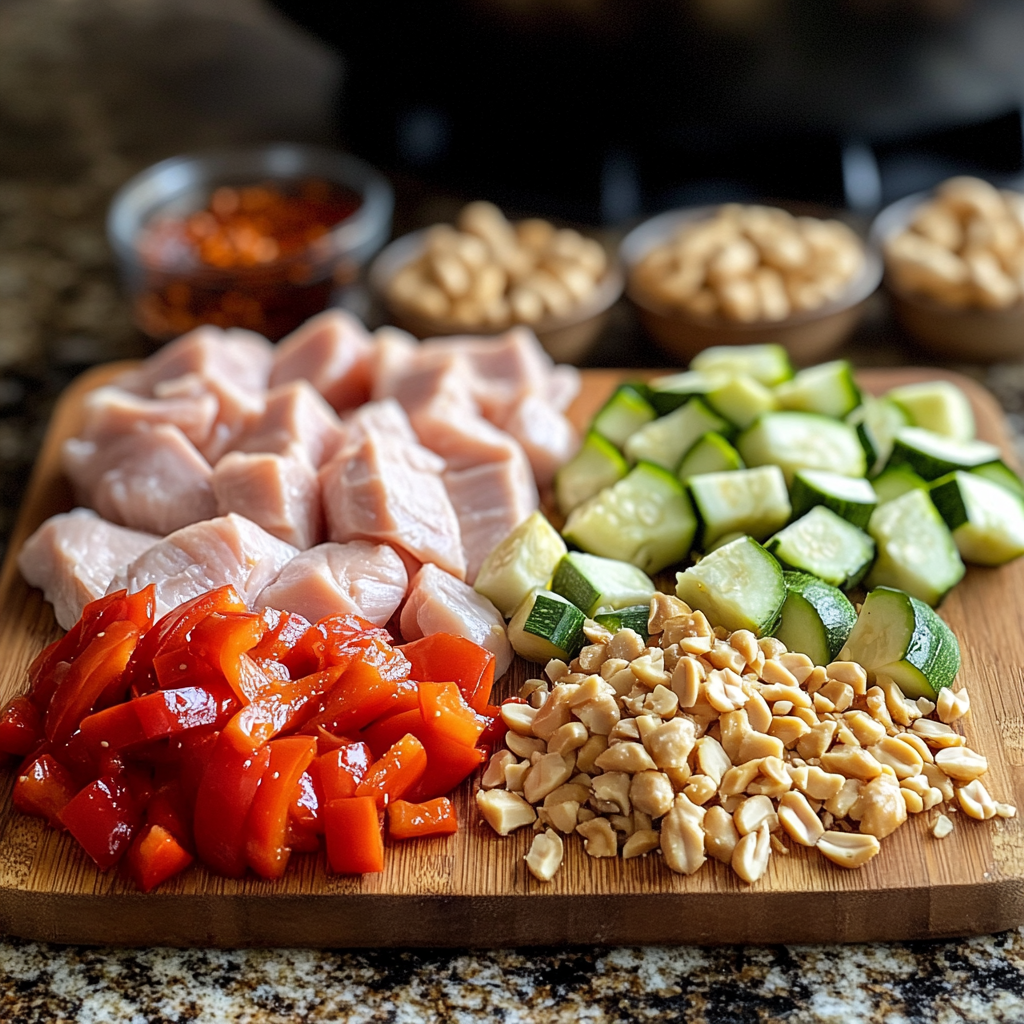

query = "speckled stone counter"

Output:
[[5, 2, 1024, 1022]]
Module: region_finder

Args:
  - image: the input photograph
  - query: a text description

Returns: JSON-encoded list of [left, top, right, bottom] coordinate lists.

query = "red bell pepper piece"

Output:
[[315, 742, 372, 801], [311, 726, 356, 755], [45, 620, 141, 748], [323, 796, 384, 874], [354, 734, 427, 810], [404, 734, 485, 803], [289, 769, 322, 836], [360, 707, 426, 760], [145, 781, 193, 851], [316, 613, 390, 663], [251, 610, 320, 678], [192, 733, 271, 877], [400, 632, 496, 712], [285, 818, 321, 853], [128, 824, 193, 892], [388, 797, 458, 840], [476, 707, 507, 756], [152, 647, 225, 692], [418, 682, 488, 749], [0, 696, 43, 756], [245, 735, 317, 879], [189, 612, 269, 703], [169, 729, 220, 807], [12, 753, 77, 827], [60, 774, 140, 870]]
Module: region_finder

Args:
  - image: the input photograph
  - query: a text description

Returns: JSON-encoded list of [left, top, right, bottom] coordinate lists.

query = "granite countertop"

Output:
[[3, 1, 1024, 1021]]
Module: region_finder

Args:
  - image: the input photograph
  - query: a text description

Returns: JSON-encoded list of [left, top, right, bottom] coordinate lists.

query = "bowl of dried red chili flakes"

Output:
[[108, 144, 393, 342]]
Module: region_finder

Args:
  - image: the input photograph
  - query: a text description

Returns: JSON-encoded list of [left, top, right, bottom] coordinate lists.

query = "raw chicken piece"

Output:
[[500, 393, 580, 489], [366, 326, 418, 401], [18, 508, 158, 630], [444, 460, 537, 584], [212, 449, 322, 550], [234, 380, 345, 468], [270, 309, 374, 412], [63, 424, 216, 536], [547, 363, 582, 412], [108, 513, 299, 618], [400, 563, 512, 678], [338, 398, 418, 454], [410, 392, 527, 470], [319, 427, 467, 580], [79, 385, 218, 451], [373, 347, 474, 415], [256, 541, 407, 626]]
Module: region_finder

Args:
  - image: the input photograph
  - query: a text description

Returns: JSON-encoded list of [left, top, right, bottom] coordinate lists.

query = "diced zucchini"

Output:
[[689, 465, 791, 547], [555, 431, 628, 516], [677, 432, 745, 481], [972, 459, 1024, 499], [690, 343, 794, 386], [675, 536, 786, 637], [647, 371, 724, 415], [474, 511, 567, 619], [789, 469, 877, 530], [774, 571, 857, 666], [929, 471, 1024, 566], [865, 488, 965, 606], [774, 360, 861, 418], [765, 506, 875, 590], [592, 384, 656, 448], [887, 427, 1000, 482], [562, 461, 697, 574], [550, 552, 656, 616], [594, 604, 651, 639], [508, 589, 586, 663], [737, 412, 866, 485], [623, 398, 730, 471], [872, 464, 928, 506], [887, 381, 975, 442], [847, 395, 910, 476], [705, 375, 778, 430], [839, 586, 961, 701]]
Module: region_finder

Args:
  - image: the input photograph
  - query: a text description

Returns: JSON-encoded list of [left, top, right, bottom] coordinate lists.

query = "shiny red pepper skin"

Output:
[[128, 824, 193, 892], [323, 796, 384, 874], [60, 774, 140, 871], [399, 632, 496, 712], [12, 753, 78, 827], [0, 696, 43, 757]]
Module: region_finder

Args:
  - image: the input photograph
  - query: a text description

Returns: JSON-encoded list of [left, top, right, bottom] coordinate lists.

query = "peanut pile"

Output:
[[476, 594, 1013, 885], [385, 201, 609, 330], [629, 204, 864, 323], [885, 176, 1024, 310]]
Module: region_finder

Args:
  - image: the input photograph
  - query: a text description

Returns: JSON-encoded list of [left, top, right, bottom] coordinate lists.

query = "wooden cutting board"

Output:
[[0, 364, 1022, 948]]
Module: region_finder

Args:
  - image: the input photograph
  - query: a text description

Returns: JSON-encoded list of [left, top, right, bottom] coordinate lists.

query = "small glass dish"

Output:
[[108, 144, 393, 342]]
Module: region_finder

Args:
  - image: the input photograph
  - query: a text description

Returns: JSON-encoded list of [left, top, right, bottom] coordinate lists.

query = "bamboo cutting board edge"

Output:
[[0, 363, 1021, 947]]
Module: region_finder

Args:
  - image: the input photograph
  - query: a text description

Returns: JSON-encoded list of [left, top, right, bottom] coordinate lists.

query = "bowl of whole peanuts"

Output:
[[621, 203, 881, 364], [872, 176, 1024, 361], [371, 201, 623, 362]]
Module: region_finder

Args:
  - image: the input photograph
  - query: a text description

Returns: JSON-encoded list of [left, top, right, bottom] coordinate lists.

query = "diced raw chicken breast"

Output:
[[547, 363, 582, 412], [373, 349, 474, 415], [79, 385, 218, 451], [18, 508, 158, 630], [500, 393, 580, 489], [366, 326, 418, 401], [255, 541, 407, 626], [338, 398, 418, 454], [444, 460, 537, 584], [63, 424, 216, 536], [108, 513, 299, 618], [212, 449, 322, 550], [234, 380, 345, 468], [271, 309, 374, 412], [410, 393, 527, 470], [319, 427, 467, 580], [400, 563, 512, 678]]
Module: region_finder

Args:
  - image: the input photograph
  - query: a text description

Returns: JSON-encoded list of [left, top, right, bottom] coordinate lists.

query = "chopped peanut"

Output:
[[525, 829, 564, 881], [477, 789, 536, 835]]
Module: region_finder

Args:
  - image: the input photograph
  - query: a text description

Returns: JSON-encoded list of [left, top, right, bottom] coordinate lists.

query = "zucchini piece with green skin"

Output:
[[689, 465, 791, 547], [594, 604, 651, 639], [774, 360, 861, 419], [886, 427, 1000, 481], [647, 371, 724, 415], [838, 586, 961, 701], [705, 375, 778, 430], [675, 535, 786, 637], [690, 343, 794, 386], [508, 589, 586, 663], [887, 380, 975, 441], [774, 571, 857, 666], [971, 459, 1024, 499], [550, 552, 656, 616], [623, 398, 730, 471], [865, 488, 965, 607], [473, 511, 567, 619], [555, 431, 628, 516], [592, 384, 656, 448], [790, 469, 877, 529], [872, 464, 928, 505], [677, 432, 745, 481], [765, 506, 875, 590], [563, 461, 697, 574], [847, 396, 909, 476], [737, 412, 866, 485], [929, 471, 1024, 566]]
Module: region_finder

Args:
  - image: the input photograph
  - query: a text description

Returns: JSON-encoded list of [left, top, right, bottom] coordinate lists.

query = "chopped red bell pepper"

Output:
[[400, 632, 496, 712], [418, 682, 488, 749], [144, 780, 193, 851], [404, 733, 485, 803], [251, 610, 320, 678], [323, 796, 384, 874], [192, 733, 272, 877], [60, 774, 139, 870], [285, 817, 321, 853], [354, 733, 427, 810], [0, 696, 43, 756], [359, 707, 426, 760], [128, 824, 193, 892], [317, 613, 390, 663], [152, 647, 225, 692], [476, 708, 508, 756], [189, 612, 269, 703], [245, 735, 317, 879], [315, 742, 372, 801], [288, 768, 322, 837], [166, 729, 220, 807], [388, 797, 458, 840], [12, 753, 77, 827]]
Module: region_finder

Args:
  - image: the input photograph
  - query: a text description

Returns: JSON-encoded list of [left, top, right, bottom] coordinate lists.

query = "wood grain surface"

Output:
[[0, 364, 1022, 948]]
